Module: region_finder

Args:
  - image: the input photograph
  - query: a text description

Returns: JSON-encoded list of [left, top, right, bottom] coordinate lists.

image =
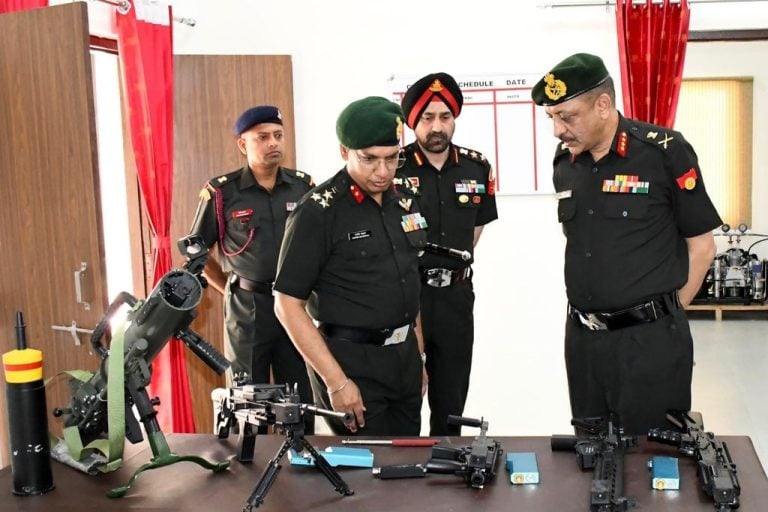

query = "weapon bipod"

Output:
[[244, 430, 353, 511]]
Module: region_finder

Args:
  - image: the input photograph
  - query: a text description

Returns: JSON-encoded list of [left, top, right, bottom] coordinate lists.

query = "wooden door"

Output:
[[0, 3, 108, 465], [172, 55, 296, 432]]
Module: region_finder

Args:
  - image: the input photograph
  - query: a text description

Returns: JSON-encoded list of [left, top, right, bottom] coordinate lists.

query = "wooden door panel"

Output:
[[172, 55, 295, 432], [0, 3, 108, 466]]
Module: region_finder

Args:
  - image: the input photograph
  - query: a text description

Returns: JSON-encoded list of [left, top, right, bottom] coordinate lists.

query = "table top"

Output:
[[1, 434, 766, 511]]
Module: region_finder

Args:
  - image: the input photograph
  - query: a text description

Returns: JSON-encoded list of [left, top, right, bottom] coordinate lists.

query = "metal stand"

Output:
[[244, 431, 353, 511], [107, 383, 230, 498]]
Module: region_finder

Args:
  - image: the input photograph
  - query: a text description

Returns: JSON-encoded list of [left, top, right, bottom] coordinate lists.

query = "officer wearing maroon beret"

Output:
[[187, 105, 315, 432], [400, 72, 498, 436], [532, 53, 721, 435], [274, 97, 427, 436]]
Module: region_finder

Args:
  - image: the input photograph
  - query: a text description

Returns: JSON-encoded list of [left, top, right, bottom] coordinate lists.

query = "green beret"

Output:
[[531, 53, 610, 106], [336, 96, 404, 149]]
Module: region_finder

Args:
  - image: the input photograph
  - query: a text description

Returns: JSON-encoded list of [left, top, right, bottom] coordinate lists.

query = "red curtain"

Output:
[[117, 1, 195, 433], [0, 0, 47, 14], [615, 0, 690, 128]]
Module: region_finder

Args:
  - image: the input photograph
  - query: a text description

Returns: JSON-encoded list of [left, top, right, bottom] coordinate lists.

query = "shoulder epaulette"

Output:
[[455, 145, 488, 164], [199, 169, 241, 201], [283, 167, 314, 187], [307, 179, 340, 209], [393, 172, 420, 196], [553, 141, 571, 162], [627, 120, 680, 152]]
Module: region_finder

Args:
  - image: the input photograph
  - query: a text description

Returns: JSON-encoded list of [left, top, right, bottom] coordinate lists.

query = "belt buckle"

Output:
[[425, 268, 451, 288], [383, 325, 409, 346], [579, 312, 608, 331]]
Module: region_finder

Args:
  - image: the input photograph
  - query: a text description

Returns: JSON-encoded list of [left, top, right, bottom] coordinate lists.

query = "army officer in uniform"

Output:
[[399, 72, 498, 436], [274, 97, 427, 436], [532, 54, 721, 435], [187, 106, 315, 431]]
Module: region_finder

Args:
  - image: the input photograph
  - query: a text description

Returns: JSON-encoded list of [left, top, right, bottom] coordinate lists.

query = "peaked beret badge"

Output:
[[544, 73, 567, 101]]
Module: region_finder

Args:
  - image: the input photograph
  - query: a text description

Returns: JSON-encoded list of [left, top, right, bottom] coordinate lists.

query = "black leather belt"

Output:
[[421, 267, 472, 288], [569, 292, 681, 331], [231, 274, 273, 295], [319, 323, 410, 346]]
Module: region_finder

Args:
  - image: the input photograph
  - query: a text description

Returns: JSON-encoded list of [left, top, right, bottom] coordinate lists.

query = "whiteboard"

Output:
[[391, 74, 556, 195]]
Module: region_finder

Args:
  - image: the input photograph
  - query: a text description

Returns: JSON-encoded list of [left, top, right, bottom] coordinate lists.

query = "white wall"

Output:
[[170, 0, 768, 435]]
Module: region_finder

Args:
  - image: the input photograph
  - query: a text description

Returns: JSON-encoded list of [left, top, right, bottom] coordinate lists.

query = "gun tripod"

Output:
[[244, 430, 353, 511]]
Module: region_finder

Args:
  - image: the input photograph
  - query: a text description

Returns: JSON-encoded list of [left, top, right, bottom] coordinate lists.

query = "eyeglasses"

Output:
[[351, 150, 405, 170]]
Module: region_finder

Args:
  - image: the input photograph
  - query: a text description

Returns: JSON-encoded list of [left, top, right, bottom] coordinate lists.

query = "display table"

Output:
[[1, 434, 766, 511]]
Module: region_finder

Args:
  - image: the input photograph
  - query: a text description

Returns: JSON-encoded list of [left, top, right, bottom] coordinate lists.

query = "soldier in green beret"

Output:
[[274, 97, 427, 435], [533, 53, 721, 435]]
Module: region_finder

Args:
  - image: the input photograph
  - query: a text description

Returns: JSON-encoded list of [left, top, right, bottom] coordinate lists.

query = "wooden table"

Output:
[[1, 434, 766, 511]]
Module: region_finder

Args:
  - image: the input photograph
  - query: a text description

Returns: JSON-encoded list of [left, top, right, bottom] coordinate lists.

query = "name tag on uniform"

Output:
[[286, 202, 297, 211], [348, 230, 372, 241], [555, 190, 572, 201], [401, 212, 428, 232], [232, 208, 253, 219]]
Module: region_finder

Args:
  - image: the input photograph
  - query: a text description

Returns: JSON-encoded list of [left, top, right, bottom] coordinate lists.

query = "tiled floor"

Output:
[[686, 314, 768, 475]]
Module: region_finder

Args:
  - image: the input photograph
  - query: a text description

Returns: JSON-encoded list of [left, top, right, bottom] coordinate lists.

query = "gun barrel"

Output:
[[303, 404, 353, 424], [447, 415, 483, 428]]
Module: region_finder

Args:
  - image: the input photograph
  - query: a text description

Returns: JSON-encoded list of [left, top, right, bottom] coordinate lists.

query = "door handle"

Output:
[[51, 321, 95, 346], [74, 261, 90, 310]]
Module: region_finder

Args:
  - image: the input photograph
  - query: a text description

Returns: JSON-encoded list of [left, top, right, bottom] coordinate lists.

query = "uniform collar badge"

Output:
[[349, 184, 365, 204], [616, 131, 628, 157]]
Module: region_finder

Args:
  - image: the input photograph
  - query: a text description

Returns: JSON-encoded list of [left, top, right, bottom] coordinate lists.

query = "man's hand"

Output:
[[328, 379, 366, 432]]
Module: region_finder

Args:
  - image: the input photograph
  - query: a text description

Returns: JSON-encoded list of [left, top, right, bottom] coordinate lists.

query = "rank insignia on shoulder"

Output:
[[296, 171, 305, 178], [311, 187, 336, 208], [401, 212, 428, 232], [647, 131, 658, 139], [457, 146, 486, 162], [676, 167, 698, 190], [198, 186, 212, 201], [657, 133, 674, 149], [217, 176, 228, 183], [286, 202, 297, 212]]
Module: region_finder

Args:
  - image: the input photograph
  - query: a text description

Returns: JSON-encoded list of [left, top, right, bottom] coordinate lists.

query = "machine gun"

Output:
[[648, 410, 740, 511], [53, 234, 231, 497], [424, 415, 502, 488], [551, 416, 638, 512], [215, 382, 355, 511]]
